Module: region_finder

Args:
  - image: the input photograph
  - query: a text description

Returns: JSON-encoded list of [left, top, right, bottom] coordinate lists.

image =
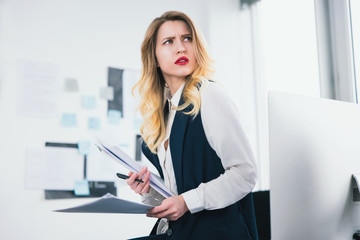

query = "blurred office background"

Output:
[[0, 0, 358, 239]]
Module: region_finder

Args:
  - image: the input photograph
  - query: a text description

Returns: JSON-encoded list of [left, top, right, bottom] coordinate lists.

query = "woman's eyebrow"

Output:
[[160, 33, 192, 42], [160, 36, 175, 42]]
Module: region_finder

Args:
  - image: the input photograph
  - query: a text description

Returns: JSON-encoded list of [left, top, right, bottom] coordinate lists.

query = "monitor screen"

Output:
[[268, 92, 360, 239]]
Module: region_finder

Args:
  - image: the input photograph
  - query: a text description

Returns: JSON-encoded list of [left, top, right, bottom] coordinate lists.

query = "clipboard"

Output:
[[95, 138, 174, 198]]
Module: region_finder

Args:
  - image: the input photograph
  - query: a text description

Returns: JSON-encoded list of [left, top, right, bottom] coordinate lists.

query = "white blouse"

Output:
[[142, 79, 257, 215], [156, 82, 184, 197]]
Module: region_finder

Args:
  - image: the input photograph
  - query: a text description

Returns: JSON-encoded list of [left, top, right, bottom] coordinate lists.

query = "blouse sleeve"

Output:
[[181, 81, 257, 213]]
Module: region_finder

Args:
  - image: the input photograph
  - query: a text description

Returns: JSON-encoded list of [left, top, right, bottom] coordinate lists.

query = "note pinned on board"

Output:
[[108, 109, 121, 124], [78, 140, 91, 155], [64, 78, 79, 92], [82, 95, 97, 109], [99, 86, 114, 101], [61, 113, 77, 127], [88, 117, 101, 130], [133, 118, 142, 131], [74, 179, 90, 196], [122, 70, 140, 120]]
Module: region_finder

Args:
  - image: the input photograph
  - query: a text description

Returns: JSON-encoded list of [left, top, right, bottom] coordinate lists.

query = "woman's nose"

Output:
[[176, 41, 186, 53]]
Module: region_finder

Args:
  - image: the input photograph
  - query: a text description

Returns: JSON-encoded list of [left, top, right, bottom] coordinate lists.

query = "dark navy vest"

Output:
[[139, 97, 258, 240]]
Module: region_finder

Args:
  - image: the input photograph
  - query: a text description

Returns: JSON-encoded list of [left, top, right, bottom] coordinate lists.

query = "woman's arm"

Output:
[[182, 80, 257, 213], [146, 81, 257, 219]]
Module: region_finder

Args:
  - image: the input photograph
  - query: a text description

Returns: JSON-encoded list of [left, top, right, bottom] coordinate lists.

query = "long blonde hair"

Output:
[[133, 11, 214, 153]]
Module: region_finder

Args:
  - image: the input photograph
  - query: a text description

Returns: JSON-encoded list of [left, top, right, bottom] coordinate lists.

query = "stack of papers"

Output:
[[54, 138, 172, 214], [55, 193, 153, 214], [95, 138, 173, 198]]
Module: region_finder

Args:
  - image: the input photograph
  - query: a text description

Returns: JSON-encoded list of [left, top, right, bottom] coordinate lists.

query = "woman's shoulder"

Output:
[[200, 79, 229, 102]]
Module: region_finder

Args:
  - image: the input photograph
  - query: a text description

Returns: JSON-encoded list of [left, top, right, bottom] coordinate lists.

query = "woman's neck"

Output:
[[166, 78, 185, 97]]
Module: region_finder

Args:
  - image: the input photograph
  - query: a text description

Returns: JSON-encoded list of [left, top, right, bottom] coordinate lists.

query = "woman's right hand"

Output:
[[126, 166, 151, 194]]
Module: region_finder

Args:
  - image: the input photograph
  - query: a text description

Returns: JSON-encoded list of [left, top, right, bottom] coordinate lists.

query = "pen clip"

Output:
[[94, 143, 102, 152]]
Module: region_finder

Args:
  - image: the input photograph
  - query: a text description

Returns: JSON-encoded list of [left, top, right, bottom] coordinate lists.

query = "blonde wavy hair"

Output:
[[133, 11, 214, 153]]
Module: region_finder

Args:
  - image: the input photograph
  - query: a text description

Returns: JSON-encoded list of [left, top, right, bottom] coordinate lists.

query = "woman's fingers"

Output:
[[146, 196, 188, 221], [134, 169, 150, 193], [127, 171, 138, 185], [138, 166, 148, 178], [140, 171, 151, 194], [126, 167, 151, 194]]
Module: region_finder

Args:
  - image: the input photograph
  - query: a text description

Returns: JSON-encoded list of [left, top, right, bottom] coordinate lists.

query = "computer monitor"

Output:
[[268, 92, 360, 239]]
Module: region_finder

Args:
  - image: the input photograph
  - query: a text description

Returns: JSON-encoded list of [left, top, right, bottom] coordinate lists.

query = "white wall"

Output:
[[0, 1, 252, 239], [207, 0, 259, 176], [254, 0, 320, 189]]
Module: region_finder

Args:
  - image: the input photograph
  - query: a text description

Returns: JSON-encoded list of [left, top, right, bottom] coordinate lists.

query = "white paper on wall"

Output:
[[25, 147, 83, 190], [17, 59, 60, 118]]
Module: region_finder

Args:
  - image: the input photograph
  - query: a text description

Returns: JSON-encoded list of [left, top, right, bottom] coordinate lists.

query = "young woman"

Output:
[[127, 11, 258, 240]]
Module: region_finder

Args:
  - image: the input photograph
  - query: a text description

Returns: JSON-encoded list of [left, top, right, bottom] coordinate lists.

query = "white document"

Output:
[[55, 193, 153, 214], [17, 59, 60, 118], [95, 138, 174, 198], [122, 70, 141, 121], [25, 147, 83, 190]]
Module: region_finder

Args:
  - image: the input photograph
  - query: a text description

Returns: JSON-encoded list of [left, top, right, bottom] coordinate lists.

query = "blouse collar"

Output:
[[165, 82, 186, 109]]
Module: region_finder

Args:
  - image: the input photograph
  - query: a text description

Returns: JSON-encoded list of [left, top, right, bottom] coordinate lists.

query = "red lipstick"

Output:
[[175, 56, 189, 65]]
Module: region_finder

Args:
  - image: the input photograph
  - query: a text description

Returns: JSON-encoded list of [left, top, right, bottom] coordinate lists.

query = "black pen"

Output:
[[116, 173, 144, 183]]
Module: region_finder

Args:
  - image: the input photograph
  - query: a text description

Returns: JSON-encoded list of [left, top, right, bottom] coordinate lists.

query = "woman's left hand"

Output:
[[146, 195, 189, 221]]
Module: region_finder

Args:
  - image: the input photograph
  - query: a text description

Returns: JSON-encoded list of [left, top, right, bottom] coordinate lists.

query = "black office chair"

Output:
[[253, 190, 271, 240]]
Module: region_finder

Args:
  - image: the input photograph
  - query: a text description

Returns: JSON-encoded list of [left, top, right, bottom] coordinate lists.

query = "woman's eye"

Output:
[[184, 36, 193, 42], [163, 39, 173, 45]]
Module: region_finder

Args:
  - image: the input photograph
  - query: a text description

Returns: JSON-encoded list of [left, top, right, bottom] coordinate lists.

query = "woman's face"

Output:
[[155, 20, 197, 84]]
